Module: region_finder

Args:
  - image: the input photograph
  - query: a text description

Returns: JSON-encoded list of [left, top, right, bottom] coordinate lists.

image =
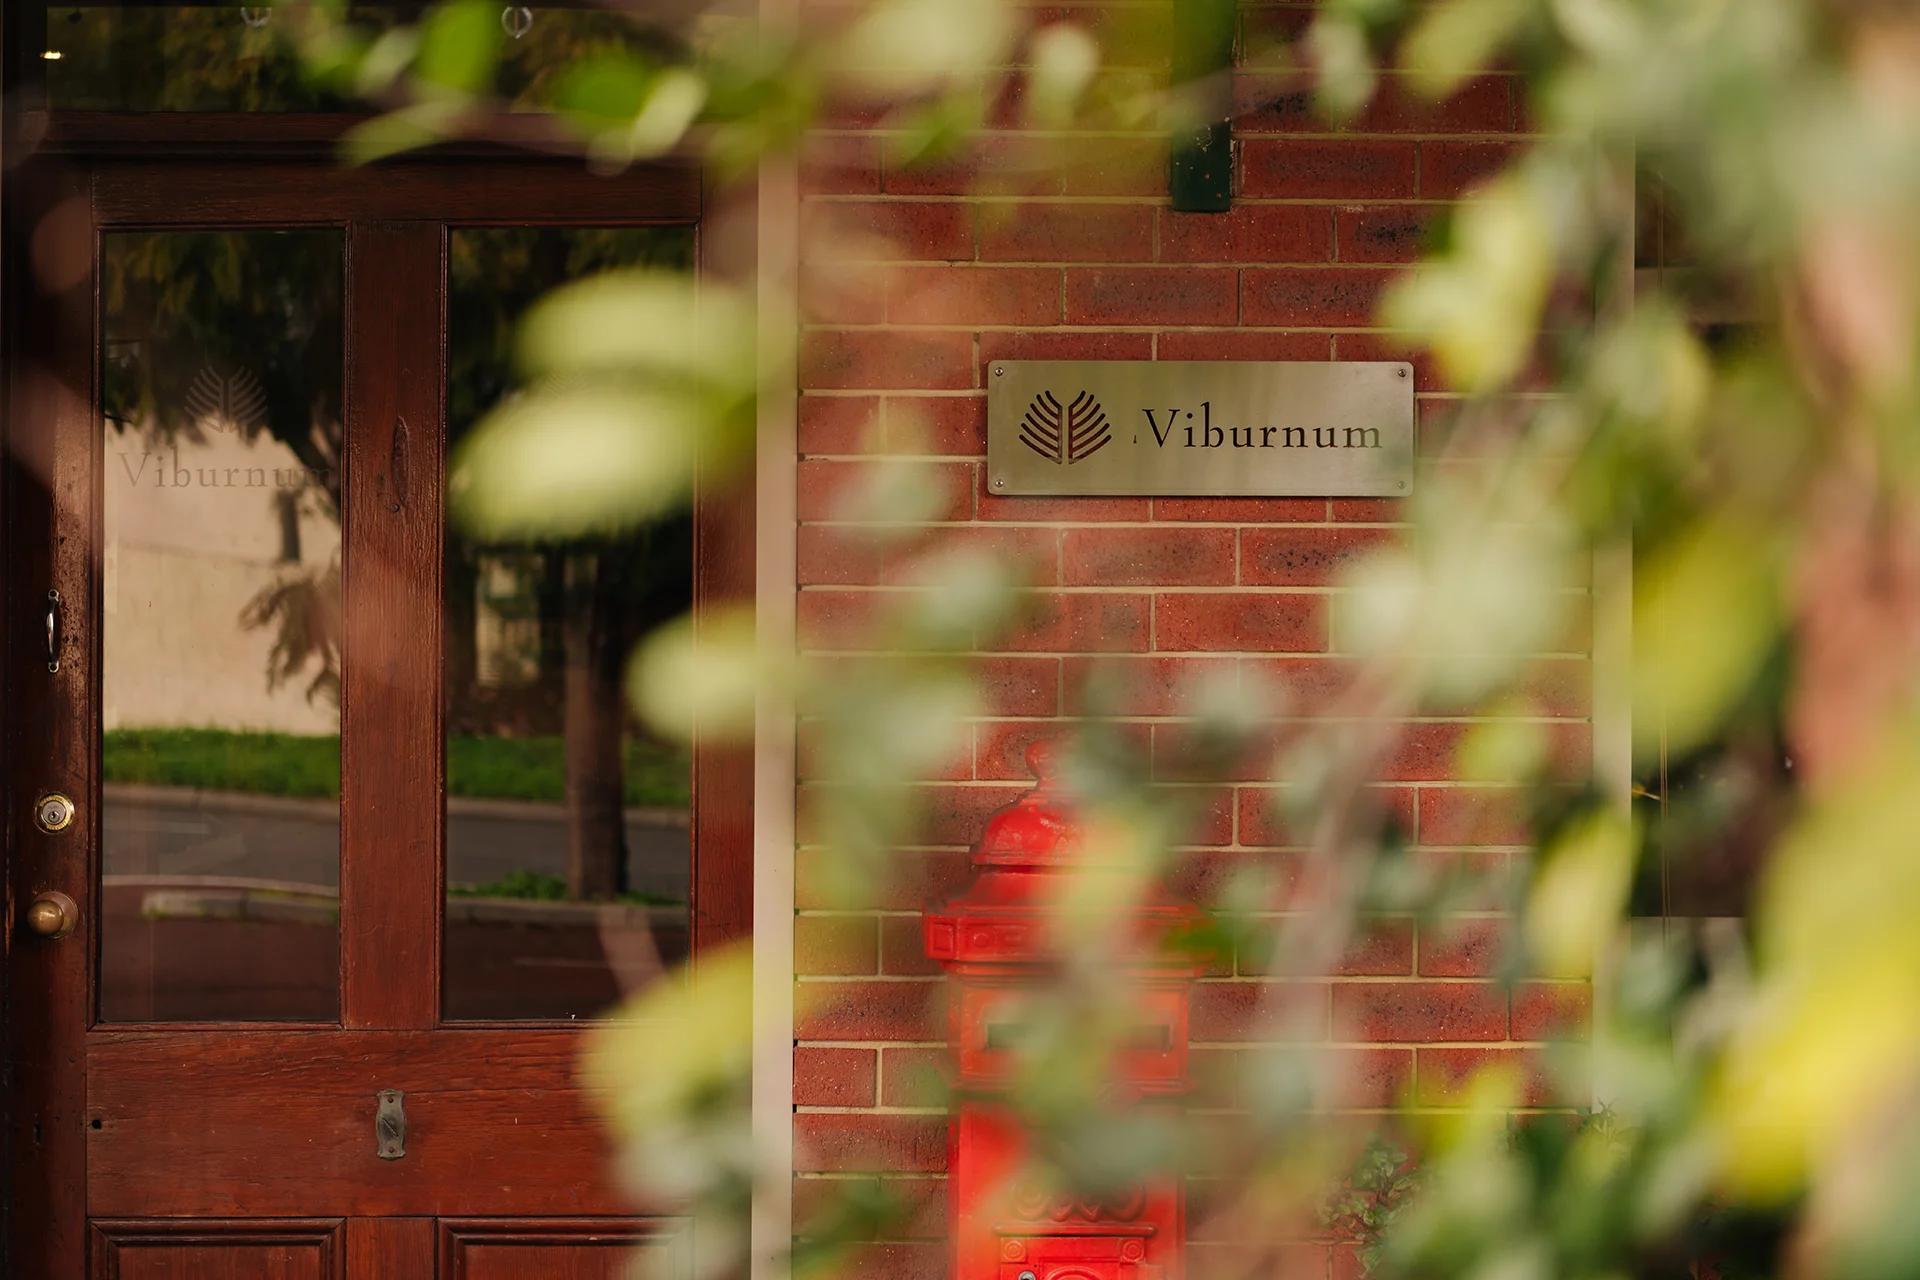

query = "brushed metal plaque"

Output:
[[988, 360, 1414, 497]]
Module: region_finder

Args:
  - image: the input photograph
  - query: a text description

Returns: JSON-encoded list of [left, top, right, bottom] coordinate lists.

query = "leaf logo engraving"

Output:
[[185, 364, 268, 435], [1019, 390, 1110, 465]]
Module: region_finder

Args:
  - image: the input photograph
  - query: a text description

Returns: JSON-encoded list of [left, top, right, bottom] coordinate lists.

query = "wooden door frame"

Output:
[[1, 134, 756, 1277]]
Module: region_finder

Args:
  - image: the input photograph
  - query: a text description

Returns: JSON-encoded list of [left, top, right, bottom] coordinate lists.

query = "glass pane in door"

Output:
[[40, 5, 657, 112], [443, 225, 696, 1021], [100, 229, 345, 1022]]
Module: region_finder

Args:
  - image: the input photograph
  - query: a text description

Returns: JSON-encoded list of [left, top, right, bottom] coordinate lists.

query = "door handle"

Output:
[[45, 588, 61, 673], [24, 891, 78, 940]]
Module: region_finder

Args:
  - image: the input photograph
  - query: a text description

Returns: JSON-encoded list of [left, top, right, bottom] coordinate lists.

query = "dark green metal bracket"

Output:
[[1169, 0, 1236, 213]]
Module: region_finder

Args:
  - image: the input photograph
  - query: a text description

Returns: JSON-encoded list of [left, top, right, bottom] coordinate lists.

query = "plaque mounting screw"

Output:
[[993, 366, 1005, 377], [1397, 367, 1409, 378], [992, 477, 1006, 489]]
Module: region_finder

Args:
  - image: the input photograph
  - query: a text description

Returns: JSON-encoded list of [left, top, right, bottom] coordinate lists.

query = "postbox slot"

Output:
[[1126, 1023, 1172, 1053], [983, 1021, 1171, 1052], [995, 1230, 1161, 1280]]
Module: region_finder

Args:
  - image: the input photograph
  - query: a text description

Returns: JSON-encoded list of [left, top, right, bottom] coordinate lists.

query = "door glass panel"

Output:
[[41, 5, 653, 112], [101, 229, 345, 1022], [443, 225, 696, 1021]]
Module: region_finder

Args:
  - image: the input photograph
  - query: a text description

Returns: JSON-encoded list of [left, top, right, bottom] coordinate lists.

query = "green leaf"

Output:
[[339, 99, 465, 165], [1024, 22, 1101, 128], [516, 271, 761, 396], [1526, 807, 1635, 978], [351, 27, 421, 99], [1401, 0, 1531, 98], [583, 940, 753, 1132], [551, 53, 658, 125], [1383, 171, 1554, 392], [1309, 16, 1380, 123], [1549, 0, 1645, 60], [1631, 518, 1781, 761], [627, 606, 761, 744], [884, 92, 986, 170], [448, 385, 706, 539], [832, 0, 1017, 97], [413, 0, 502, 95], [605, 68, 708, 165]]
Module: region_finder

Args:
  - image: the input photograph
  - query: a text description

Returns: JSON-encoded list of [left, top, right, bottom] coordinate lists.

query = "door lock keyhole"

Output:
[[34, 793, 75, 834]]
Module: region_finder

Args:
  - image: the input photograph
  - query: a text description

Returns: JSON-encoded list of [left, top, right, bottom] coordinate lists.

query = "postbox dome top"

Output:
[[926, 734, 1206, 973], [973, 739, 1082, 867]]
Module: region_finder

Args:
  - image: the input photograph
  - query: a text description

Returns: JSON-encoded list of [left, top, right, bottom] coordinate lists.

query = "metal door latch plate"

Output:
[[375, 1089, 406, 1160]]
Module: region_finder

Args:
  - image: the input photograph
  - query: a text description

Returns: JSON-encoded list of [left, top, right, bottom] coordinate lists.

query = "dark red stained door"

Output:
[[5, 157, 749, 1279]]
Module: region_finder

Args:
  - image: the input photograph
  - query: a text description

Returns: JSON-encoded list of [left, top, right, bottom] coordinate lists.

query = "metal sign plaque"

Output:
[[987, 360, 1414, 497]]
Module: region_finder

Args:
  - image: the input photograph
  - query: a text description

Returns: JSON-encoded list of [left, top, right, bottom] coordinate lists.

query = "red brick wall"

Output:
[[790, 7, 1587, 1277]]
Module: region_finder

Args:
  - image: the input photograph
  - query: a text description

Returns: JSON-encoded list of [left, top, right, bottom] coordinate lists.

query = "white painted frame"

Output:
[[749, 77, 801, 1280]]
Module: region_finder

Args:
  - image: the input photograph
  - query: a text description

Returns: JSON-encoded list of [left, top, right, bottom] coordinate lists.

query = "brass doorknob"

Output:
[[25, 891, 77, 939]]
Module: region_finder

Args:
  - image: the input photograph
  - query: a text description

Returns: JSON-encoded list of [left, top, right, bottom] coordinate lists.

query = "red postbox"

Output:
[[924, 740, 1201, 1280]]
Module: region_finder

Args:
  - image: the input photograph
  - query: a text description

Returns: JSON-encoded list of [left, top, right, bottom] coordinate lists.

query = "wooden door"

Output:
[[4, 156, 751, 1279]]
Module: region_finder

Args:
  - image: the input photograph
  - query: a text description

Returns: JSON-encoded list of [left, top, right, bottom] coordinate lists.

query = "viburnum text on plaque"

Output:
[[986, 360, 1414, 498]]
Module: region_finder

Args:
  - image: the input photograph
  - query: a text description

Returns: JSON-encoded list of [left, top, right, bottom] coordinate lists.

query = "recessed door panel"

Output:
[[441, 1219, 689, 1280], [86, 1031, 632, 1218], [90, 1220, 344, 1280]]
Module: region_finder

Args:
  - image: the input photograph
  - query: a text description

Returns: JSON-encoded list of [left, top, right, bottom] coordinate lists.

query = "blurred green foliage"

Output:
[[223, 0, 1920, 1275]]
